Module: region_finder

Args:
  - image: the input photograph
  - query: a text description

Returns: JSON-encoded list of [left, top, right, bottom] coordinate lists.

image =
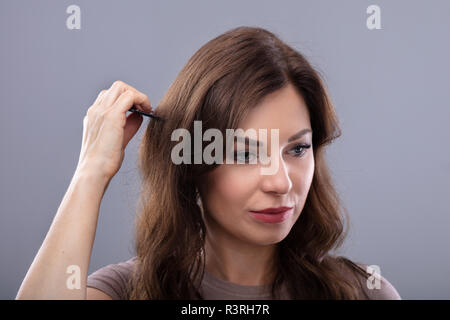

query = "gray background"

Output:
[[1, 0, 449, 299]]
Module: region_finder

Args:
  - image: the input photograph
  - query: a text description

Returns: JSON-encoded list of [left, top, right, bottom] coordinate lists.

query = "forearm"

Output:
[[16, 169, 110, 299]]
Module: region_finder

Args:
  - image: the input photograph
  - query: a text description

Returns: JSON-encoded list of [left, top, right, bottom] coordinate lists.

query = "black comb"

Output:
[[128, 106, 164, 121]]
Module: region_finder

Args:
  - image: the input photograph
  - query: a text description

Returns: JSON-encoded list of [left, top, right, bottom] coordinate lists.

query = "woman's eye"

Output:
[[288, 144, 311, 157], [232, 144, 311, 163]]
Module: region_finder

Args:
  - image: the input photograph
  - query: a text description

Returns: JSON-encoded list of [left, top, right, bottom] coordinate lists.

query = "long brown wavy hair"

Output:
[[127, 26, 371, 299]]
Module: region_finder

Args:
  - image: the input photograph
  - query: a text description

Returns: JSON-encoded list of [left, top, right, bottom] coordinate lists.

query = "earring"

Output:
[[196, 187, 204, 212]]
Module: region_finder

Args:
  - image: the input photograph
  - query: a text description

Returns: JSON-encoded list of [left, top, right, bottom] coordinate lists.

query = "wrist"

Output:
[[73, 165, 112, 190]]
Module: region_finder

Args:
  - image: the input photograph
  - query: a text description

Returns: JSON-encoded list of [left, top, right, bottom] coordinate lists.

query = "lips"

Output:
[[249, 206, 294, 223], [250, 206, 293, 214]]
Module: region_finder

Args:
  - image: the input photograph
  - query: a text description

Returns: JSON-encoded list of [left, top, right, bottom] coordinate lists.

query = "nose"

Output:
[[259, 152, 292, 195]]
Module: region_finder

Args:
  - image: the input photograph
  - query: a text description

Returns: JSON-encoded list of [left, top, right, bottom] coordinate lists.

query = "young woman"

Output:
[[17, 26, 401, 300]]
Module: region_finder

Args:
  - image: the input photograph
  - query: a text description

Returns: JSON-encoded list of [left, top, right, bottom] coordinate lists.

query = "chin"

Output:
[[243, 229, 291, 246]]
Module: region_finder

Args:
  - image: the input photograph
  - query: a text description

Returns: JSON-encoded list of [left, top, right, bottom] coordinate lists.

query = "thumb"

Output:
[[123, 112, 143, 148]]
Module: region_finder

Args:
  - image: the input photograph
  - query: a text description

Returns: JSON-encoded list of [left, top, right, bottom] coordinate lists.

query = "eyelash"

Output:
[[233, 143, 312, 162], [288, 143, 311, 157]]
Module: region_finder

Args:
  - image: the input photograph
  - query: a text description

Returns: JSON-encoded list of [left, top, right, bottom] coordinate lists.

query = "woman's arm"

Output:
[[16, 80, 152, 299], [16, 168, 110, 299]]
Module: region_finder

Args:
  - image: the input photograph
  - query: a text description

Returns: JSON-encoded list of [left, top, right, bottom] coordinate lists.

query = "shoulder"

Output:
[[87, 256, 138, 300], [352, 262, 402, 300]]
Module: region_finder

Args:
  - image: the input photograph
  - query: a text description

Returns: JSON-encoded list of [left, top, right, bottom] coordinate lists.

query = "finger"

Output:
[[122, 112, 143, 148], [93, 90, 107, 105], [102, 81, 152, 113], [112, 88, 152, 115], [101, 80, 128, 109], [127, 89, 152, 113]]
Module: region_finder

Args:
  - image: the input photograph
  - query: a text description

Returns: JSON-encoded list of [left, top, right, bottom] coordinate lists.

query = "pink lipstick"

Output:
[[249, 206, 293, 223]]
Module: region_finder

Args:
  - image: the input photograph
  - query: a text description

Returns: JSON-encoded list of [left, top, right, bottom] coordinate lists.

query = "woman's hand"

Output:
[[76, 80, 152, 180]]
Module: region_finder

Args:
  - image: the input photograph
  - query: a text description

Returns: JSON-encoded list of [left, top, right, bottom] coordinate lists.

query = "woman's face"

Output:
[[199, 83, 315, 246]]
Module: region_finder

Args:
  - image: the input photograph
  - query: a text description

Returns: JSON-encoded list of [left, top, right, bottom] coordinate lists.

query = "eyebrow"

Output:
[[234, 128, 312, 147], [288, 128, 312, 142]]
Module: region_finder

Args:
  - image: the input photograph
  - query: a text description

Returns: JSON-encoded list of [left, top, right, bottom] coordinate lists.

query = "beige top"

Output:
[[87, 256, 401, 299]]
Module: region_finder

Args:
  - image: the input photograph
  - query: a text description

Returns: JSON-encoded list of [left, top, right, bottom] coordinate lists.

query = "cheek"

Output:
[[305, 154, 315, 186], [205, 166, 259, 213], [290, 156, 315, 195]]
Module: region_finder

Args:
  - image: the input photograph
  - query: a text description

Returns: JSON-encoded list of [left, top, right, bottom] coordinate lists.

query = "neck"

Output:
[[202, 228, 278, 286]]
